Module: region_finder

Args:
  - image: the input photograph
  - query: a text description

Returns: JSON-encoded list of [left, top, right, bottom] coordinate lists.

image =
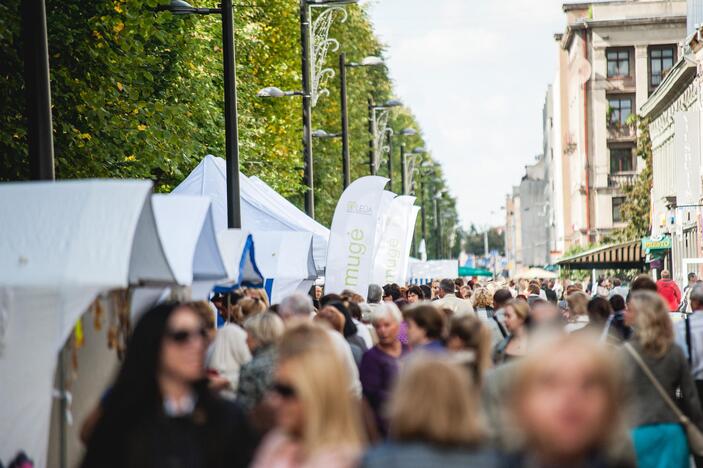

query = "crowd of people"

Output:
[[77, 271, 703, 468]]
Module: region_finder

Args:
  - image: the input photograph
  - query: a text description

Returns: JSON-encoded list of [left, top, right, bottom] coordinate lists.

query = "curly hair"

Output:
[[472, 287, 493, 309]]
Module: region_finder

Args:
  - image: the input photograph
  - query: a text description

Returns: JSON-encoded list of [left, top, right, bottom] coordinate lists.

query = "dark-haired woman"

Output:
[[81, 303, 255, 468]]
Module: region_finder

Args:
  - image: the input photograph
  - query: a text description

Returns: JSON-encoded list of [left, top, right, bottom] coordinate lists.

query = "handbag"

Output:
[[624, 342, 703, 455]]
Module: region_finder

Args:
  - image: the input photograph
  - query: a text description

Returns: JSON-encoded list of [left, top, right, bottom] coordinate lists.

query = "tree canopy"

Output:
[[1, 0, 458, 239]]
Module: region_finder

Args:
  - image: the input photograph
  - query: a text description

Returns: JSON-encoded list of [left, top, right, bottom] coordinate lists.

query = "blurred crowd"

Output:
[[78, 271, 703, 468]]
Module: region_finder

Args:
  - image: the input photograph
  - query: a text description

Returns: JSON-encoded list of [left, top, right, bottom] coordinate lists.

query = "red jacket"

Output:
[[657, 279, 681, 311]]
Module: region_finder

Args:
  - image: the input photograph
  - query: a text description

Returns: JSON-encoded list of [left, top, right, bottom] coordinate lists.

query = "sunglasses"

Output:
[[165, 327, 207, 344], [272, 382, 297, 400]]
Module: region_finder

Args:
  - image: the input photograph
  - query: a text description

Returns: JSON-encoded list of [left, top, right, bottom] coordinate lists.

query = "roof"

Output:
[[557, 240, 646, 270], [640, 56, 696, 119]]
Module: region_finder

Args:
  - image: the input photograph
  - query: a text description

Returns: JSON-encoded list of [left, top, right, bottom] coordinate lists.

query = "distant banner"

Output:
[[372, 196, 417, 286], [325, 176, 389, 294], [400, 206, 421, 282]]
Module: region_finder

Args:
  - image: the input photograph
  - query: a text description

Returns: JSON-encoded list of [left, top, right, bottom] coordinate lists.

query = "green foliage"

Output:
[[462, 224, 505, 256], [1, 0, 458, 229], [608, 116, 652, 243]]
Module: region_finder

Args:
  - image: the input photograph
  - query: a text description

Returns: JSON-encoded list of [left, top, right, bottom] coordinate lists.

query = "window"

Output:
[[612, 196, 625, 223], [649, 45, 676, 88], [607, 48, 631, 78], [610, 147, 635, 173], [608, 95, 633, 126]]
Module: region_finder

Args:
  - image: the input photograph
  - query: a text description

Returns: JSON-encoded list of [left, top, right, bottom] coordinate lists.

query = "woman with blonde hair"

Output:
[[622, 290, 703, 468], [238, 296, 267, 320], [509, 333, 633, 467], [245, 287, 270, 307], [361, 354, 501, 467], [565, 291, 589, 333], [252, 322, 365, 468], [472, 287, 505, 348], [446, 314, 492, 384], [492, 299, 528, 365]]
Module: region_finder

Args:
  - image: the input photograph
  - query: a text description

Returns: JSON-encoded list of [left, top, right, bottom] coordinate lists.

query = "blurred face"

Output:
[[269, 362, 304, 437], [406, 319, 428, 346], [624, 301, 637, 326], [431, 282, 439, 297], [161, 308, 207, 383], [407, 291, 419, 303], [383, 295, 393, 303], [373, 316, 399, 346], [314, 286, 322, 300], [504, 305, 525, 334], [518, 350, 611, 462], [531, 303, 559, 326], [460, 285, 470, 298]]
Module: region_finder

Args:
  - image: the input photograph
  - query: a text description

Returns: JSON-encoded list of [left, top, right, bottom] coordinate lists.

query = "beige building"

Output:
[[554, 0, 686, 248]]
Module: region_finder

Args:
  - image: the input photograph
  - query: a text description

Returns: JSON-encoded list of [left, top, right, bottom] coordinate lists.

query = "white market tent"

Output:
[[406, 259, 459, 285], [514, 267, 558, 280], [173, 155, 330, 271], [0, 180, 238, 467]]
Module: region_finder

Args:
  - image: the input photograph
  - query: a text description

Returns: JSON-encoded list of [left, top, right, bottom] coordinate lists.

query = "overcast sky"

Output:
[[365, 0, 565, 229]]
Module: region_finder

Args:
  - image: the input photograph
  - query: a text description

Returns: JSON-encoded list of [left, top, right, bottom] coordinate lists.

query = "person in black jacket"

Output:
[[81, 302, 256, 468]]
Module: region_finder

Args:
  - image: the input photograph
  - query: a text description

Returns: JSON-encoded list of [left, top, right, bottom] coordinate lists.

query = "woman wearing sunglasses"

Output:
[[81, 302, 255, 468], [252, 322, 366, 468]]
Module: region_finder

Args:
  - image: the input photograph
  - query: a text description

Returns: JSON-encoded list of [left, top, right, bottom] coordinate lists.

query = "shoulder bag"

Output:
[[624, 342, 703, 456]]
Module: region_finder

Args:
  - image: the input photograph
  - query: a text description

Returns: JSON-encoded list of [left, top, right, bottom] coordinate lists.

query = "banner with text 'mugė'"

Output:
[[372, 195, 416, 286], [324, 176, 389, 294]]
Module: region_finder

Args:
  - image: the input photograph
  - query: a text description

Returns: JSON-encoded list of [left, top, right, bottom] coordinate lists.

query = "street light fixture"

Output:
[[312, 129, 342, 139], [257, 87, 305, 98], [402, 146, 426, 195], [155, 0, 241, 229], [339, 54, 385, 188]]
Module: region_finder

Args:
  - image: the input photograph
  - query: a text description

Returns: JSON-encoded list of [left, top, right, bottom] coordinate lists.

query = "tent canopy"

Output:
[[557, 240, 645, 271], [173, 155, 329, 271], [514, 267, 558, 280]]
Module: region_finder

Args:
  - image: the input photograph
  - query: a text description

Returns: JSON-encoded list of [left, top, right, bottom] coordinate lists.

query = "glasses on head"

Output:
[[165, 327, 207, 345], [272, 382, 297, 400]]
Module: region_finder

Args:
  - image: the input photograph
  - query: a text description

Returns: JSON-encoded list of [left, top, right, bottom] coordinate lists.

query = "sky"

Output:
[[365, 0, 565, 229]]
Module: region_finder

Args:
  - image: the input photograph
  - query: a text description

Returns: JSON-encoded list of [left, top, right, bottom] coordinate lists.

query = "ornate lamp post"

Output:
[[259, 0, 356, 219], [368, 99, 402, 176]]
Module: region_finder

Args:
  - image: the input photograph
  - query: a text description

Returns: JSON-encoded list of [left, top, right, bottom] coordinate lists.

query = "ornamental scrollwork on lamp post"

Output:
[[372, 107, 391, 172], [406, 152, 420, 194], [309, 5, 348, 107]]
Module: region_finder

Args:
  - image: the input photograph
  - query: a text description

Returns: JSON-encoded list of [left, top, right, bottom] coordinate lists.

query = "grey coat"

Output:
[[620, 341, 703, 429], [361, 442, 504, 468]]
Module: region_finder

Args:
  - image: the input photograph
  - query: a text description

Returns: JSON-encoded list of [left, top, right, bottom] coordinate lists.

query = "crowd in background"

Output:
[[77, 270, 703, 468]]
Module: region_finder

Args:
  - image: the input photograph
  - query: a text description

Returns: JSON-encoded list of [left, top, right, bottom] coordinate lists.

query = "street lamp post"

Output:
[[156, 0, 241, 228], [402, 146, 426, 195], [339, 54, 384, 188]]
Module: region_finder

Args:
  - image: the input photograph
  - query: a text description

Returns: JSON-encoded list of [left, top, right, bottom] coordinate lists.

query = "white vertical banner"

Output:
[[324, 176, 390, 294], [372, 191, 398, 259], [401, 206, 421, 282], [372, 196, 416, 285]]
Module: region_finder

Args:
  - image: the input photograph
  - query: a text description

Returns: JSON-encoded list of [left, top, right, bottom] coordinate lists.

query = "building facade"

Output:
[[555, 0, 686, 247]]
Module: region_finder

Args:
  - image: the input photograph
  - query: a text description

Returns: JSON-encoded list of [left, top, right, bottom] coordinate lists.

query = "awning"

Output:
[[557, 240, 646, 271]]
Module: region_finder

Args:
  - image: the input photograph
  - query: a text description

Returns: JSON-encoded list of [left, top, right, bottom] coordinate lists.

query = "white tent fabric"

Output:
[[406, 260, 459, 285], [216, 229, 265, 287], [0, 180, 155, 467], [173, 155, 330, 271]]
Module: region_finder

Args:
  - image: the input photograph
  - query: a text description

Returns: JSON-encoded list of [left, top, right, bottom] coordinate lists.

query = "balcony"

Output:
[[608, 172, 637, 189], [607, 123, 636, 142]]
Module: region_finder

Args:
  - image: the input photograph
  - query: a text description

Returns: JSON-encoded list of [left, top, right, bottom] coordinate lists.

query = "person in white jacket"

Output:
[[279, 292, 362, 397], [206, 296, 252, 399]]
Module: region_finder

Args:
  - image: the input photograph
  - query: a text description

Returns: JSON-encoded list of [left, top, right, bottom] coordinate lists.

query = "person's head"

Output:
[[367, 284, 383, 304], [315, 305, 345, 333], [504, 299, 529, 335], [472, 287, 493, 309], [308, 284, 323, 301], [239, 296, 267, 320], [245, 287, 270, 307], [319, 293, 342, 308], [279, 293, 314, 322], [407, 285, 424, 303], [511, 334, 624, 464], [370, 302, 403, 347], [493, 288, 513, 310], [420, 284, 433, 301], [566, 291, 589, 319], [586, 297, 612, 325], [244, 311, 285, 352], [83, 303, 211, 457], [271, 323, 364, 454], [327, 301, 358, 338], [405, 304, 445, 346], [447, 315, 492, 383], [611, 278, 622, 287], [438, 278, 455, 298], [459, 284, 472, 300], [660, 269, 671, 280], [388, 354, 483, 446], [690, 283, 703, 312], [187, 300, 216, 343], [528, 283, 541, 296], [346, 301, 363, 321], [627, 290, 673, 358], [528, 300, 562, 331], [608, 294, 625, 313], [630, 274, 658, 292], [689, 272, 698, 284], [431, 280, 440, 298]]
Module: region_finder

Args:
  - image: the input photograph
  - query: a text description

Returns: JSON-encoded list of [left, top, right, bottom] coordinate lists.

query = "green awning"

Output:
[[557, 240, 645, 271], [458, 267, 493, 277]]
